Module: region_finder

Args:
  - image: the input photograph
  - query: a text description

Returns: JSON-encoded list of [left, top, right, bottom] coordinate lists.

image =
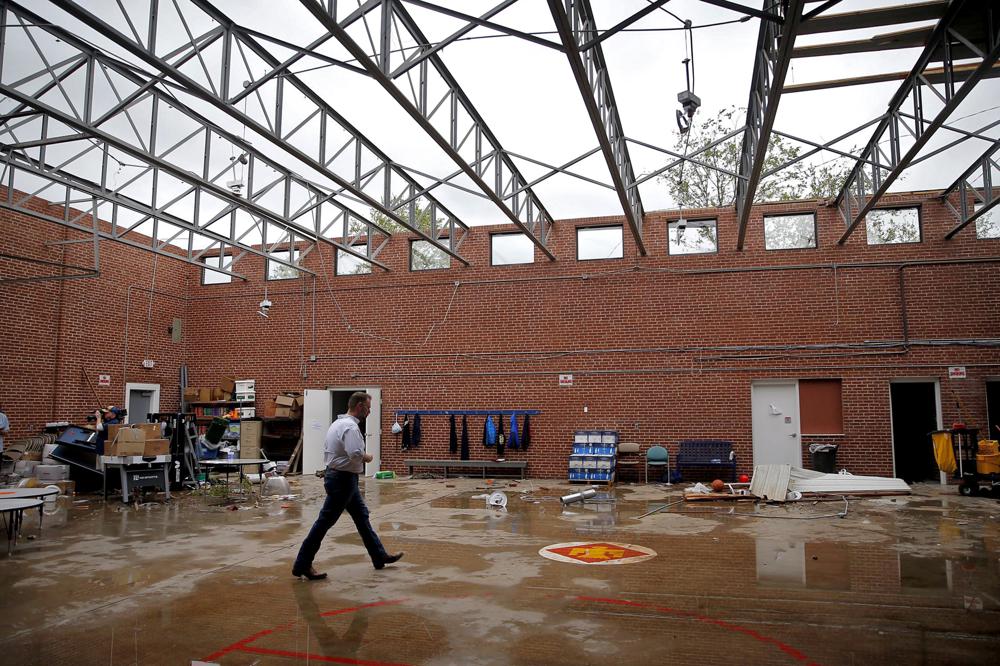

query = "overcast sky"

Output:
[[11, 0, 1000, 230]]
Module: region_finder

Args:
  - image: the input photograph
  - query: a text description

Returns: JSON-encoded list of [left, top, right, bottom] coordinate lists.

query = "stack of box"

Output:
[[182, 377, 243, 404], [273, 392, 303, 419], [236, 379, 255, 417], [106, 423, 169, 457]]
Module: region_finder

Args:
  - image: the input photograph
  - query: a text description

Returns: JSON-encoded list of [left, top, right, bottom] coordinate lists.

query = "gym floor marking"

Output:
[[539, 541, 657, 565]]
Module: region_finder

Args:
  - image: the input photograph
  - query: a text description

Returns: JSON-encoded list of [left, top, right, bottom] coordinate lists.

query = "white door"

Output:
[[124, 383, 160, 424], [302, 389, 333, 475], [751, 381, 801, 467], [301, 387, 381, 477]]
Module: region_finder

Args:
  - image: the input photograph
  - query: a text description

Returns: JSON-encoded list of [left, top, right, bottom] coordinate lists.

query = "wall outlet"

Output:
[[142, 359, 155, 369]]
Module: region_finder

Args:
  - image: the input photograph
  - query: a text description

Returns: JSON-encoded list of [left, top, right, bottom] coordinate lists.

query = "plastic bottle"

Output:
[[227, 448, 235, 461]]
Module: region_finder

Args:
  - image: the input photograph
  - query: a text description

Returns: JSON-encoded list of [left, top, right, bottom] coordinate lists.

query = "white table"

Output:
[[0, 498, 43, 555], [100, 455, 172, 503], [0, 487, 59, 531]]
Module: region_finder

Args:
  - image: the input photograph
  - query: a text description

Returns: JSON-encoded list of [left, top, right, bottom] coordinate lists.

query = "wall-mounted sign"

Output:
[[97, 374, 111, 387], [558, 374, 573, 387], [948, 366, 967, 380]]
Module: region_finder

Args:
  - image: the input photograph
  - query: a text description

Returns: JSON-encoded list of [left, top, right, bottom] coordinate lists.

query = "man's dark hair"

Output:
[[348, 392, 370, 411]]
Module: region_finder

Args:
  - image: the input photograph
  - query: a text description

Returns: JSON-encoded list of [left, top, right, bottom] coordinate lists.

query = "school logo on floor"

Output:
[[539, 541, 656, 565]]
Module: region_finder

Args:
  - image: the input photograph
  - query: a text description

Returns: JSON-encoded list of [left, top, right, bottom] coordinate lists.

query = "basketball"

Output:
[[711, 479, 725, 492]]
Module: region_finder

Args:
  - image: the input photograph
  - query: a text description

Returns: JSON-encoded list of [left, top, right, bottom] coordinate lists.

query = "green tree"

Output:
[[658, 106, 856, 208], [370, 196, 449, 269]]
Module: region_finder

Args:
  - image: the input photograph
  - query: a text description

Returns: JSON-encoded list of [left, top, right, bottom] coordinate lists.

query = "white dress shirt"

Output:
[[324, 414, 366, 473]]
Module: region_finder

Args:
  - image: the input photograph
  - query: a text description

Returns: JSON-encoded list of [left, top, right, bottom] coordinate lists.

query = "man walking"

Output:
[[292, 392, 403, 580]]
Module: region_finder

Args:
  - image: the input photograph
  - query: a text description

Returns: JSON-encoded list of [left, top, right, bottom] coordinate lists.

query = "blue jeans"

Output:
[[294, 469, 389, 571]]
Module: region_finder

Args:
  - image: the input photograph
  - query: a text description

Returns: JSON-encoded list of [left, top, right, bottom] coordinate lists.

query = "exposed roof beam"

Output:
[[548, 0, 646, 255], [784, 60, 1000, 93], [697, 0, 779, 23], [50, 0, 470, 266], [942, 139, 1000, 239], [797, 0, 947, 36], [835, 0, 1000, 244], [735, 0, 805, 250], [793, 25, 933, 58], [0, 153, 294, 279], [297, 0, 557, 260], [1, 0, 392, 272]]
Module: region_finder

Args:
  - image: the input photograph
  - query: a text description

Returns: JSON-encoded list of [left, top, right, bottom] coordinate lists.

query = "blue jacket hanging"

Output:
[[484, 415, 497, 446], [509, 412, 519, 449]]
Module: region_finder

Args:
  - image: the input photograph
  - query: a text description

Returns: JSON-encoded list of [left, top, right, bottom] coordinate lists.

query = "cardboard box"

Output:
[[210, 388, 229, 401], [106, 426, 145, 456], [239, 420, 262, 459], [220, 377, 236, 395], [137, 423, 162, 439], [143, 438, 170, 457], [36, 464, 70, 481], [274, 394, 296, 407], [183, 387, 200, 402], [53, 479, 75, 496], [273, 406, 292, 418], [108, 424, 154, 442]]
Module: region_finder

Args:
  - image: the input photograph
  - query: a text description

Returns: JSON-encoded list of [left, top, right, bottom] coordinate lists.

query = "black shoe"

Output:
[[292, 566, 327, 580], [374, 552, 404, 570]]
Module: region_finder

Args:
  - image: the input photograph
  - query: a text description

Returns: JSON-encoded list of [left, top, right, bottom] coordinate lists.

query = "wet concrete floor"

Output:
[[1, 477, 998, 665]]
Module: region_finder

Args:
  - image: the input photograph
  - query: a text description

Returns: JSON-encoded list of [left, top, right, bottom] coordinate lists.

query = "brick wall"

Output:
[[3, 189, 999, 477]]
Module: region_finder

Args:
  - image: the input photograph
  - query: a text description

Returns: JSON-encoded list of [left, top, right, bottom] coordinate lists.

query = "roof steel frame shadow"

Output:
[[296, 0, 556, 260], [548, 0, 646, 255], [941, 139, 1000, 239], [735, 0, 805, 250], [51, 0, 470, 266], [834, 0, 1000, 244]]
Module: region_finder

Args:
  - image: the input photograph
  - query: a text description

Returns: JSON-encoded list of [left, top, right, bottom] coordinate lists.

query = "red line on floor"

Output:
[[238, 644, 413, 666], [320, 598, 407, 617], [202, 628, 275, 662], [202, 600, 407, 663], [577, 596, 821, 666]]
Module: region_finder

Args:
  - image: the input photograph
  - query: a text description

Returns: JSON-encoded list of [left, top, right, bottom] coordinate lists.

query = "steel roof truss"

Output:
[[942, 140, 1000, 239], [298, 0, 555, 258], [735, 0, 805, 250], [2, 1, 392, 271], [548, 0, 645, 255], [50, 0, 469, 265], [835, 1, 1000, 244]]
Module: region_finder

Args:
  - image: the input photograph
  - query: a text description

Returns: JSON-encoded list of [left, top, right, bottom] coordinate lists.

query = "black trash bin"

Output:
[[810, 444, 838, 473]]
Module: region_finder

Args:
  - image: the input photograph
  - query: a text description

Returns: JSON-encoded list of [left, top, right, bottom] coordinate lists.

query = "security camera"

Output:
[[257, 298, 272, 318]]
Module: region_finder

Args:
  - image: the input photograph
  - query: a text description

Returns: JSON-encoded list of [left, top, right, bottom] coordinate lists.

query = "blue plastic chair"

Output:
[[645, 445, 671, 484]]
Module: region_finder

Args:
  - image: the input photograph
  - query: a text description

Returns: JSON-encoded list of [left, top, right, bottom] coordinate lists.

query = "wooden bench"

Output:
[[404, 459, 527, 479], [675, 440, 737, 482]]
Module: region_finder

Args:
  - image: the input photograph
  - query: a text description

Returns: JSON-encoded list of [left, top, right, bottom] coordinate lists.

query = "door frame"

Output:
[[986, 376, 1000, 440], [888, 377, 942, 482], [751, 379, 801, 467], [123, 383, 160, 424]]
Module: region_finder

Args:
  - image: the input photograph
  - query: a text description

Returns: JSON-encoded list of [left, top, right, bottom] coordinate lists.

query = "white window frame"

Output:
[[336, 246, 372, 276], [410, 240, 450, 271], [491, 232, 534, 266], [763, 213, 817, 250], [866, 207, 921, 245], [577, 225, 623, 261], [200, 253, 233, 285], [667, 218, 718, 255], [267, 248, 301, 280]]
